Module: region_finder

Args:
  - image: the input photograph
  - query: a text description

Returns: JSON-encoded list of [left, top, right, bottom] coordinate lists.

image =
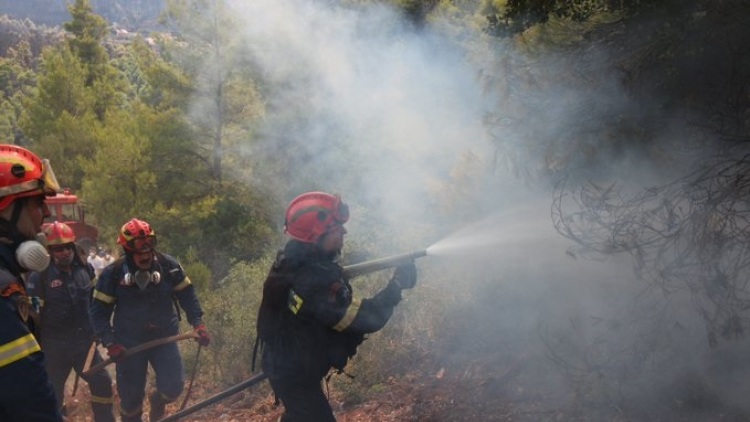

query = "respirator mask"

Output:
[[16, 232, 51, 272], [122, 262, 161, 290]]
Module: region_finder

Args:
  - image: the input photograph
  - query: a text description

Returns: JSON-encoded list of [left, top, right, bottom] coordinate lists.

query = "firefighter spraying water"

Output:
[[153, 210, 542, 422], [251, 191, 418, 422], [159, 206, 547, 421], [160, 192, 422, 421], [159, 249, 431, 422]]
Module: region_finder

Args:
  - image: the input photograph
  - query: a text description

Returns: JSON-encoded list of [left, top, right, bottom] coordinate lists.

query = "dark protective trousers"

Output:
[[116, 342, 184, 420], [43, 339, 114, 422], [268, 375, 336, 422]]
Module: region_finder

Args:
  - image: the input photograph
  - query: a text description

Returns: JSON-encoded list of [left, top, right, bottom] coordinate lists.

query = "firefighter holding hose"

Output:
[[254, 191, 417, 421], [90, 218, 211, 422]]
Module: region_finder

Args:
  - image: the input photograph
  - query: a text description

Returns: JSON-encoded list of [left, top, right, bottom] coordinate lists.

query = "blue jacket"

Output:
[[89, 253, 204, 348], [26, 260, 95, 345]]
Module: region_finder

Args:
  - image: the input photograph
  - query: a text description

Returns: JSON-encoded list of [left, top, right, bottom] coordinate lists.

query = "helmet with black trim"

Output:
[[117, 218, 156, 252], [284, 192, 349, 244]]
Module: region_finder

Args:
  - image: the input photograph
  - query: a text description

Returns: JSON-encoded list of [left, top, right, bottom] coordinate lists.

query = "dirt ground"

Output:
[[67, 352, 569, 422], [62, 362, 748, 422], [62, 362, 532, 422], [62, 348, 748, 422]]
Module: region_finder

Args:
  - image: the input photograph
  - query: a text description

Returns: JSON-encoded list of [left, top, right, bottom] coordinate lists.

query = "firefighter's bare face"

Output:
[[50, 244, 74, 268], [13, 195, 50, 240], [132, 250, 154, 270], [320, 223, 346, 253]]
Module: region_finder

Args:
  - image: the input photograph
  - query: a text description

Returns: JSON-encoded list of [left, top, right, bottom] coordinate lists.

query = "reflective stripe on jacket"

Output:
[[0, 332, 40, 367]]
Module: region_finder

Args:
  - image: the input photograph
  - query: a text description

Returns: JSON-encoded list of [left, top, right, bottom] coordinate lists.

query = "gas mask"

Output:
[[16, 233, 51, 272], [123, 263, 161, 290]]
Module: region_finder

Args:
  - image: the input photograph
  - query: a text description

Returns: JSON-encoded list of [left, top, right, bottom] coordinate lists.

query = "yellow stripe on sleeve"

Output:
[[92, 290, 115, 304], [332, 299, 361, 332], [0, 333, 41, 367]]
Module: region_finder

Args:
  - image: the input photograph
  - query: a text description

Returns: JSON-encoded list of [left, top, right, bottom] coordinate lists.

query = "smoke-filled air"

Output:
[[206, 0, 750, 421], [3, 0, 749, 420]]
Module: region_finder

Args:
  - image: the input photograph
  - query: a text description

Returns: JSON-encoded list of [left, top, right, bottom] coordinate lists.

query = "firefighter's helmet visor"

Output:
[[41, 159, 60, 196]]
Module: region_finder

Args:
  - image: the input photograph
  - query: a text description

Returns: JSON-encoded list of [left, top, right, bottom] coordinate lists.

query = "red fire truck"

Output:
[[43, 189, 99, 252]]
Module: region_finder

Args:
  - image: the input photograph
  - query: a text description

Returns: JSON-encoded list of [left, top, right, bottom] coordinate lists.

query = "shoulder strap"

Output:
[[155, 252, 184, 321], [38, 267, 50, 301]]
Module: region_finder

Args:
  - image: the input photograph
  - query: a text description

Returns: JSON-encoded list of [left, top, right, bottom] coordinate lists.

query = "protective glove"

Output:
[[194, 324, 211, 347], [391, 262, 417, 290], [106, 343, 126, 362]]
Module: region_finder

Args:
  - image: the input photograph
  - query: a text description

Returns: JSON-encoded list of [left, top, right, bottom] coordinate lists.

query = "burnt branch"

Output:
[[553, 151, 750, 346]]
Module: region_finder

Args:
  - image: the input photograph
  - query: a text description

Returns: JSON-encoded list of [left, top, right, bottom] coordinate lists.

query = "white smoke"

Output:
[[228, 0, 490, 232], [221, 1, 743, 418]]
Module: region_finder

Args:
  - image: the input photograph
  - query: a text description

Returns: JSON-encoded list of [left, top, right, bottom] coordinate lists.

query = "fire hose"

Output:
[[81, 332, 199, 376], [342, 250, 427, 279], [157, 372, 268, 422], [156, 250, 428, 420]]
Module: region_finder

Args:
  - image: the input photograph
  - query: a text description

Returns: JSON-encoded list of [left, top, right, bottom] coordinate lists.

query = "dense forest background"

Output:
[[3, 0, 750, 420], [0, 0, 164, 26]]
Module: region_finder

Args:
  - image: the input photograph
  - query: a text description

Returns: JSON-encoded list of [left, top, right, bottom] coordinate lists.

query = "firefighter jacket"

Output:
[[89, 253, 204, 348], [26, 260, 95, 346], [256, 240, 403, 380], [0, 246, 40, 368]]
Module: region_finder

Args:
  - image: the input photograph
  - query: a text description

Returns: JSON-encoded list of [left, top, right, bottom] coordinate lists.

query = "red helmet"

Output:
[[0, 144, 60, 211], [44, 221, 76, 246], [284, 192, 349, 244], [117, 218, 156, 252]]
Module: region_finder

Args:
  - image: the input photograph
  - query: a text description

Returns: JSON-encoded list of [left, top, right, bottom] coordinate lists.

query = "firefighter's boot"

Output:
[[92, 401, 115, 422], [120, 410, 142, 422], [148, 390, 167, 421]]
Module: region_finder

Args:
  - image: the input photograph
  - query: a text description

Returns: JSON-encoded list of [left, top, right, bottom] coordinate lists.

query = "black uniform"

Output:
[[26, 258, 114, 422], [256, 240, 405, 421]]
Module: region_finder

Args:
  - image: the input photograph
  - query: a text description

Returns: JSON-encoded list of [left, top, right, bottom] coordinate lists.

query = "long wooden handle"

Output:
[[83, 332, 198, 376], [81, 341, 98, 374], [74, 341, 99, 395]]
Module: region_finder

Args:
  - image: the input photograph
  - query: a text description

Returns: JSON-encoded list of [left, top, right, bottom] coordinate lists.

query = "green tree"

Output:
[[19, 45, 98, 187], [162, 0, 265, 183], [20, 1, 124, 186], [0, 41, 37, 143], [64, 0, 109, 85], [65, 0, 126, 120], [79, 104, 158, 233], [117, 37, 193, 110]]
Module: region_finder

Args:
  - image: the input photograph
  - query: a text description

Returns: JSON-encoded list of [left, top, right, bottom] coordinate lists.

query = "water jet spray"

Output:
[[343, 212, 557, 278]]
